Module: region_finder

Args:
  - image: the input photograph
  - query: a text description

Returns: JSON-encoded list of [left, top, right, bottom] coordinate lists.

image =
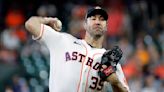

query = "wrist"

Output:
[[42, 17, 51, 24], [106, 73, 120, 85], [98, 65, 116, 81]]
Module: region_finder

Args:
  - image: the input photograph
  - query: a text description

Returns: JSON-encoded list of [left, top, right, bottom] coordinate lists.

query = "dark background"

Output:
[[0, 0, 164, 92]]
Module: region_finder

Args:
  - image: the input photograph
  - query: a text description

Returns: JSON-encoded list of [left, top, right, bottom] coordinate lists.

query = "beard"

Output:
[[89, 29, 105, 38], [85, 25, 106, 37], [93, 27, 105, 35]]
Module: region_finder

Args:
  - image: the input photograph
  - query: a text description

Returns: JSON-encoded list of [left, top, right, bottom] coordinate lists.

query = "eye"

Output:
[[90, 17, 96, 20], [100, 17, 105, 21]]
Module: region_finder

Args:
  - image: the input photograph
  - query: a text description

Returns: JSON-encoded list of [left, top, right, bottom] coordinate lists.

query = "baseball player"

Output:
[[25, 6, 130, 92]]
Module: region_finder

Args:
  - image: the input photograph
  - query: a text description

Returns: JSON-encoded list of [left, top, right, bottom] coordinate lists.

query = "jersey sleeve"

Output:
[[32, 24, 62, 49], [116, 63, 131, 92]]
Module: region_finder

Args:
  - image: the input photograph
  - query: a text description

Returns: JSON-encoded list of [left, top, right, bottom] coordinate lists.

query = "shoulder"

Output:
[[43, 24, 78, 41], [60, 32, 79, 41]]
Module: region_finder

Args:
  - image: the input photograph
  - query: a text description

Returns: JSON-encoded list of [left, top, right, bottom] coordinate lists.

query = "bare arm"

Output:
[[25, 16, 62, 37], [107, 73, 129, 92]]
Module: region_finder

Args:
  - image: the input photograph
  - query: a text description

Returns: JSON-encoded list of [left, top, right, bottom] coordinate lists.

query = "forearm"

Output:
[[107, 73, 129, 92], [25, 16, 61, 37], [25, 16, 49, 37]]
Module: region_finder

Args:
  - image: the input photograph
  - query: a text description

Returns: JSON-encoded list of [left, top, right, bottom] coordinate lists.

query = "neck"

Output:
[[84, 33, 104, 48]]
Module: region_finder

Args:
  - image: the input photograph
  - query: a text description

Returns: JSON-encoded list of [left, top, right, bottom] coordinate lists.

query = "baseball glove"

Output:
[[98, 46, 123, 80]]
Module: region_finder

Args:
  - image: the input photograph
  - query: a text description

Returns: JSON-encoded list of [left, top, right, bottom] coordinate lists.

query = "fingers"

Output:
[[44, 17, 62, 31], [111, 46, 123, 60], [53, 18, 62, 31], [44, 17, 57, 23]]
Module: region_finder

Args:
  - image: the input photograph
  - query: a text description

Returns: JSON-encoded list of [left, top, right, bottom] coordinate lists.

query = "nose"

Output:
[[95, 19, 101, 25]]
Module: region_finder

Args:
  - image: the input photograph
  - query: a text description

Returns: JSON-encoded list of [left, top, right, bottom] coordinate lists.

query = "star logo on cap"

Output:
[[95, 6, 102, 9]]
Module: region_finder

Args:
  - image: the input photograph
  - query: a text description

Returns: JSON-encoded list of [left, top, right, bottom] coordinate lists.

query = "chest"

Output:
[[63, 44, 106, 75]]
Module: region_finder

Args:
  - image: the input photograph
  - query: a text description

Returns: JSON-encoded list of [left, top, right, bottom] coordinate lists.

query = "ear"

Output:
[[105, 21, 108, 31], [83, 20, 87, 30]]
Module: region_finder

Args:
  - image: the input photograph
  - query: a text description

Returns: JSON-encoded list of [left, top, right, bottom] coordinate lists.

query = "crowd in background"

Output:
[[0, 0, 164, 92]]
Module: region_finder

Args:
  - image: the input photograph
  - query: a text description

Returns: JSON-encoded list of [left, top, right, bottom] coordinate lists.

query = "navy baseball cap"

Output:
[[85, 6, 108, 20]]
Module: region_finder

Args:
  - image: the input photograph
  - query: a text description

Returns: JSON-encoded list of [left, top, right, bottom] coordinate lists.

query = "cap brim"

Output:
[[87, 9, 108, 20]]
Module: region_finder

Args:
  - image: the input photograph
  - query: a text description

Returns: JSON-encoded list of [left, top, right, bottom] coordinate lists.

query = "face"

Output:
[[84, 14, 107, 37]]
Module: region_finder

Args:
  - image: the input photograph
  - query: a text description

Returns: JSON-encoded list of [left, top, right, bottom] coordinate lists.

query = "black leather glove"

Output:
[[98, 46, 123, 80]]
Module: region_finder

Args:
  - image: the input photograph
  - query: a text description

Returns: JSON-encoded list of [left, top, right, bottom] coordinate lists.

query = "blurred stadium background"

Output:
[[0, 0, 164, 92]]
